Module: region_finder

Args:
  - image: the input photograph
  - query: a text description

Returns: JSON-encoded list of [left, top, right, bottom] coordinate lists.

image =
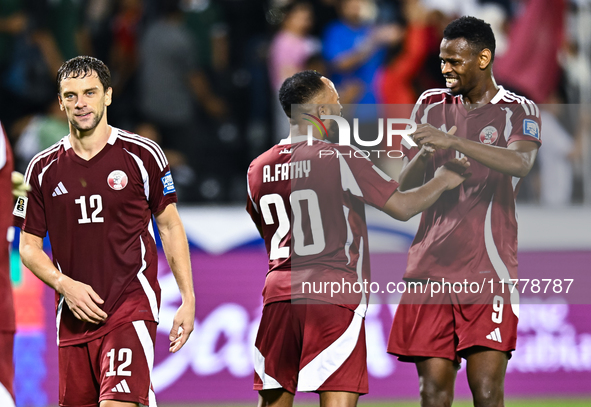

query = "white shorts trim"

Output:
[[296, 312, 363, 392], [254, 347, 282, 390], [133, 321, 157, 407], [0, 382, 15, 407]]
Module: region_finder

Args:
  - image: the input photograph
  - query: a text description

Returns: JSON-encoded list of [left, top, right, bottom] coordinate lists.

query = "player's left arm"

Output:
[[412, 124, 539, 178], [154, 203, 195, 353]]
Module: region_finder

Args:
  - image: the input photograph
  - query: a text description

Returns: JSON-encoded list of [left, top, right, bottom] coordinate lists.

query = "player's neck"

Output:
[[288, 122, 324, 141], [462, 77, 499, 109], [69, 119, 112, 161]]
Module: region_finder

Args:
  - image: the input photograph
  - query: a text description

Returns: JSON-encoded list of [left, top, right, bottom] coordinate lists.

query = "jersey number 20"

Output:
[[260, 190, 325, 260]]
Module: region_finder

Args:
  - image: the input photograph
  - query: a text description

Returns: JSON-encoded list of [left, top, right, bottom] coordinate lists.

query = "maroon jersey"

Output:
[[0, 122, 15, 334], [246, 136, 399, 315], [402, 87, 542, 283], [13, 127, 177, 346]]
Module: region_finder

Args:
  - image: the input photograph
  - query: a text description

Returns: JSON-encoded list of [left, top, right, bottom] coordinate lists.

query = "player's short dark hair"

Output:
[[443, 16, 496, 62], [279, 70, 325, 118], [56, 56, 111, 93]]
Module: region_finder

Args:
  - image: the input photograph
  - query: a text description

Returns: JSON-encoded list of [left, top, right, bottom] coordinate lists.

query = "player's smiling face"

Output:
[[58, 72, 112, 133], [440, 37, 482, 96]]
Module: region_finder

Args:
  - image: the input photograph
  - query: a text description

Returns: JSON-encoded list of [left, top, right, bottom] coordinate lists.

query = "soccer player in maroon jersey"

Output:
[[387, 17, 542, 407], [246, 70, 470, 407], [14, 56, 195, 407], [0, 122, 16, 407]]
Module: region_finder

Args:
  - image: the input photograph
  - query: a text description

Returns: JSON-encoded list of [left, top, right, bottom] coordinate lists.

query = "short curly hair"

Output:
[[278, 70, 325, 118], [443, 16, 496, 62], [56, 56, 111, 93]]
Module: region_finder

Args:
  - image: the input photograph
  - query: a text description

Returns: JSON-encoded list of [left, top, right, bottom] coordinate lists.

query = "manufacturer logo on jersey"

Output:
[[13, 196, 28, 219], [486, 327, 502, 343], [479, 126, 499, 145], [523, 119, 540, 139], [52, 182, 69, 197], [161, 171, 175, 195], [111, 379, 131, 393], [107, 170, 128, 191]]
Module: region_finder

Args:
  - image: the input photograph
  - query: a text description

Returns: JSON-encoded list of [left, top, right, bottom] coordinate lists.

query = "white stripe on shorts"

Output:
[[133, 321, 157, 407], [296, 312, 364, 392], [0, 382, 15, 407], [253, 347, 282, 390]]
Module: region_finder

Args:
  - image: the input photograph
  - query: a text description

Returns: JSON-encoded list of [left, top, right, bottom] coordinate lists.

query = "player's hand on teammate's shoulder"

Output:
[[413, 124, 458, 150], [57, 274, 107, 324], [169, 300, 195, 353], [434, 156, 471, 190]]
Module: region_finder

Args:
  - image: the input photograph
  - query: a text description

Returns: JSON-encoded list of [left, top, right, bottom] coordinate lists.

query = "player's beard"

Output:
[[71, 107, 104, 132]]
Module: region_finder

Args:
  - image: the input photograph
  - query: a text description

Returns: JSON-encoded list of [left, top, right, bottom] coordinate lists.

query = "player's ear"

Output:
[[104, 87, 113, 107], [479, 48, 492, 70], [317, 105, 326, 117], [58, 95, 65, 111]]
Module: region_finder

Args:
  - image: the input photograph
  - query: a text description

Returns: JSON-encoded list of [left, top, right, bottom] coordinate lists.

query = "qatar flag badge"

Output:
[[479, 126, 499, 145], [107, 170, 128, 190]]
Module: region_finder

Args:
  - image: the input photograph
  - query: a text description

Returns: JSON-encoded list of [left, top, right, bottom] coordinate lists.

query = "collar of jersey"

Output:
[[459, 85, 506, 106], [62, 126, 118, 150], [279, 135, 331, 145]]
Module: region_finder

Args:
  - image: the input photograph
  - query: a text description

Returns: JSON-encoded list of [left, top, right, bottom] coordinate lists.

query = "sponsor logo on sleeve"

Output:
[[13, 196, 28, 218], [523, 119, 540, 139], [161, 171, 176, 195]]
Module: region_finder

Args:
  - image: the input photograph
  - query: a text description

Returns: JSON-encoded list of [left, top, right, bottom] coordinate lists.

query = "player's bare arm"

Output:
[[413, 123, 539, 177], [383, 157, 470, 221], [398, 126, 456, 191], [19, 231, 107, 324], [154, 203, 195, 353]]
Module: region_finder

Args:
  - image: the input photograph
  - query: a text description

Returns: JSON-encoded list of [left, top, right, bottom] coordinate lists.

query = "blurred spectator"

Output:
[[109, 0, 145, 129], [495, 0, 565, 102], [309, 0, 338, 37], [268, 0, 320, 140], [138, 0, 226, 201], [12, 99, 68, 172], [538, 96, 575, 206], [380, 0, 430, 104], [182, 0, 229, 73], [0, 0, 26, 73], [41, 0, 93, 60], [1, 3, 62, 126], [322, 0, 403, 105], [0, 0, 27, 129]]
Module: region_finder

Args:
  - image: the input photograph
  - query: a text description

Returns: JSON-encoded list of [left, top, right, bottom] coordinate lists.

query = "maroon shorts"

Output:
[[254, 300, 368, 394], [0, 332, 15, 406], [59, 321, 157, 407], [388, 282, 518, 364]]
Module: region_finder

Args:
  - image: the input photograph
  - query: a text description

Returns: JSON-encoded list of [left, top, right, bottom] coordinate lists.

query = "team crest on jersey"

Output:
[[479, 126, 499, 145], [523, 119, 540, 139], [13, 196, 28, 218], [161, 171, 175, 195], [107, 170, 128, 190]]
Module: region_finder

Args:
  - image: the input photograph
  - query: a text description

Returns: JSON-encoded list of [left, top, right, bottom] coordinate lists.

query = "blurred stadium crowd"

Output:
[[0, 0, 590, 204]]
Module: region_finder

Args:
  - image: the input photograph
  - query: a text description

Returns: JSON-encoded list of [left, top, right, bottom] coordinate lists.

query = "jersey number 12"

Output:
[[75, 195, 104, 224]]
